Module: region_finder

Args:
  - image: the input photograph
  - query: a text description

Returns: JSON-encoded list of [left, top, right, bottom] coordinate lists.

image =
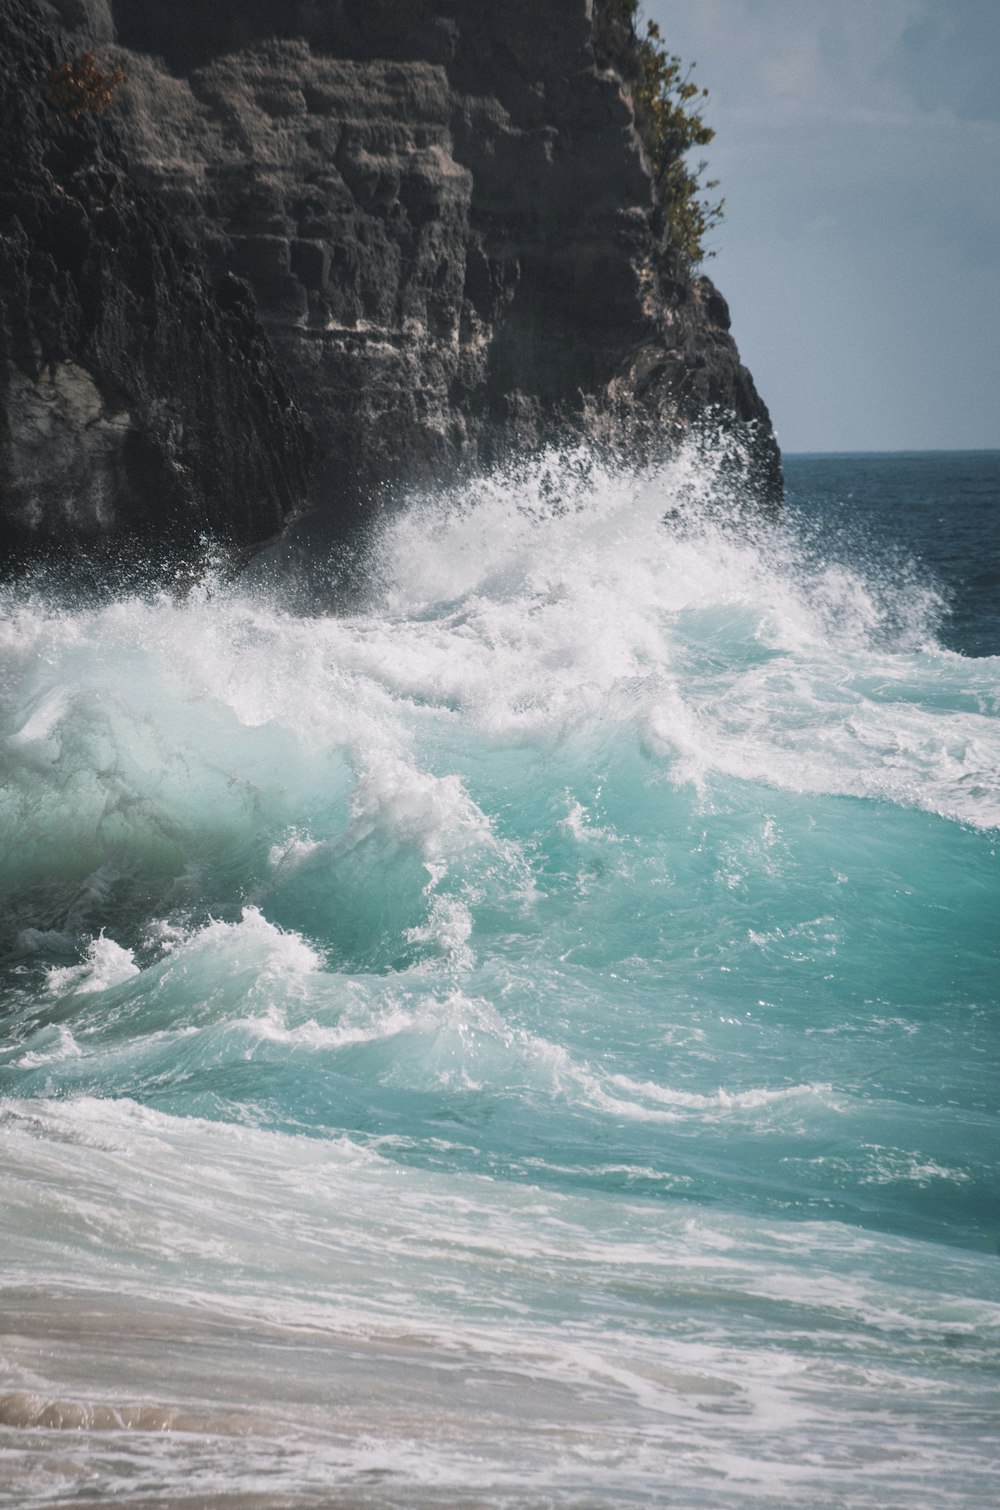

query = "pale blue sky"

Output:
[[646, 0, 1000, 452]]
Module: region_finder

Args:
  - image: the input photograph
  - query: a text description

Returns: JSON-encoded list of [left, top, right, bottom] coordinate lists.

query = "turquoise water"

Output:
[[2, 447, 998, 1507]]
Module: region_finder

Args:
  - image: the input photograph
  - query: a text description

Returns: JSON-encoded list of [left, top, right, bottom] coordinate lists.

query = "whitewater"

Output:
[[1, 445, 998, 1508]]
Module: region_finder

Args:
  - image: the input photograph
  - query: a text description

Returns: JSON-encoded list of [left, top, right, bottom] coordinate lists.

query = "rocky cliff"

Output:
[[1, 0, 779, 580]]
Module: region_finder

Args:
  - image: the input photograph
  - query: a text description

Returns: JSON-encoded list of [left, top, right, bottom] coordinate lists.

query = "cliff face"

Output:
[[0, 0, 316, 577], [1, 0, 779, 577]]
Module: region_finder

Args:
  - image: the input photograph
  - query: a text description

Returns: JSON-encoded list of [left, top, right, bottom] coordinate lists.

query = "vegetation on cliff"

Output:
[[593, 0, 723, 268]]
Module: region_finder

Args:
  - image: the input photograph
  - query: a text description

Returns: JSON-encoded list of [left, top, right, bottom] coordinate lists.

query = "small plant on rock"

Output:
[[593, 0, 723, 268], [47, 51, 127, 120]]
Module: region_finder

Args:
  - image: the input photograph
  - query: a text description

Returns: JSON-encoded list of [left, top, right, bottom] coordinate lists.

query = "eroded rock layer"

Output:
[[0, 0, 316, 576]]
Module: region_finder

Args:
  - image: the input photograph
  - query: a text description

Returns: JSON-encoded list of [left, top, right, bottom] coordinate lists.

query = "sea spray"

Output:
[[1, 443, 998, 1508]]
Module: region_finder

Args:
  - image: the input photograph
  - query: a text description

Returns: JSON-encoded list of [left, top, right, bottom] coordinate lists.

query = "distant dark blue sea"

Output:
[[786, 450, 1000, 657], [1, 445, 998, 1508]]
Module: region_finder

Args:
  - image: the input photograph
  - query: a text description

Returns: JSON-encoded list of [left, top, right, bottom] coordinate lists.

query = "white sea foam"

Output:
[[1, 443, 996, 921], [347, 446, 999, 828], [405, 895, 476, 968], [16, 1024, 84, 1067], [46, 933, 140, 996], [347, 757, 497, 871], [3, 1093, 998, 1507]]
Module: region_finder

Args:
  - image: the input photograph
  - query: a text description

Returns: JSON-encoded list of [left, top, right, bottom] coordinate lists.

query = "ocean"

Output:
[[1, 446, 998, 1508]]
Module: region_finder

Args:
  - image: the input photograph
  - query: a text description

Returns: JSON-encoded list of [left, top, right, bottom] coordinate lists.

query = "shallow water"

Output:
[[1, 446, 998, 1507]]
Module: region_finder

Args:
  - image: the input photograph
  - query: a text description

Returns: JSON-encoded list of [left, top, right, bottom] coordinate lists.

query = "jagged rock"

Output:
[[1, 0, 780, 580], [0, 0, 315, 577]]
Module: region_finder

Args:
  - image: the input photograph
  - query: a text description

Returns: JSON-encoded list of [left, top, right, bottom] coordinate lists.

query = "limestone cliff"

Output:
[[1, 0, 779, 578]]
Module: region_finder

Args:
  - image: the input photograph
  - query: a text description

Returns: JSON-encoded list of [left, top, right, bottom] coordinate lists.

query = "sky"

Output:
[[645, 0, 1000, 452]]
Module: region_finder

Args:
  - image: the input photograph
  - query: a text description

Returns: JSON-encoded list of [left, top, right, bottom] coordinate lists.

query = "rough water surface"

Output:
[[1, 447, 998, 1508]]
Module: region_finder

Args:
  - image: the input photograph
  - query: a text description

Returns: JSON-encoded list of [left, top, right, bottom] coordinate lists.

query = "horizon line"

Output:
[[782, 446, 1000, 458]]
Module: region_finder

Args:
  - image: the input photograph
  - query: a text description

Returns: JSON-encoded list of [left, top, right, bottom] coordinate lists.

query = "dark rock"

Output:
[[1, 0, 780, 583], [0, 0, 315, 578]]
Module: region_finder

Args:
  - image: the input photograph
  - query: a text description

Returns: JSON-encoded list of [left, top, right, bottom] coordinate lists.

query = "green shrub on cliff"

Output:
[[593, 0, 723, 268]]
